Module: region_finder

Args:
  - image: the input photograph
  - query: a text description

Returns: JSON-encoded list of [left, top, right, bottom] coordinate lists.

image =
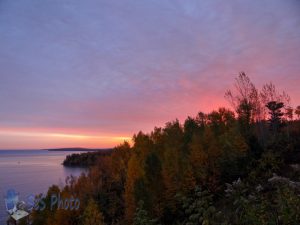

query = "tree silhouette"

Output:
[[266, 101, 284, 133]]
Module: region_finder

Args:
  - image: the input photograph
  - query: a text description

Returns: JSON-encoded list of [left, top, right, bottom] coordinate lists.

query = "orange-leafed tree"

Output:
[[124, 132, 153, 224], [82, 199, 105, 225]]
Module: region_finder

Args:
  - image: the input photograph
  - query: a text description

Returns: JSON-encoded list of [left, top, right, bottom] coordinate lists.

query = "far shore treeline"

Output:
[[31, 73, 300, 225], [63, 149, 112, 167], [46, 147, 112, 152]]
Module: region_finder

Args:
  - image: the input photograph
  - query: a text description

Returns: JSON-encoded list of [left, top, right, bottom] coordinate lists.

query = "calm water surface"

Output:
[[0, 150, 86, 224]]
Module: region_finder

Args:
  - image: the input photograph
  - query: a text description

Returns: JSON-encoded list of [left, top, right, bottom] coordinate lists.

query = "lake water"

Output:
[[0, 150, 86, 224]]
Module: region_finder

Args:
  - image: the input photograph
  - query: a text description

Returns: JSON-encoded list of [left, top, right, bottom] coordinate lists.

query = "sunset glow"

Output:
[[0, 128, 131, 149], [0, 0, 299, 149]]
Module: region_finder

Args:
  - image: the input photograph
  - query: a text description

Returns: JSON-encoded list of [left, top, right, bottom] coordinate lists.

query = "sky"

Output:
[[0, 0, 299, 149]]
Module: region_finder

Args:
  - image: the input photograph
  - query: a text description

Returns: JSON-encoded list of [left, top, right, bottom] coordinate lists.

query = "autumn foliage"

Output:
[[31, 73, 300, 225]]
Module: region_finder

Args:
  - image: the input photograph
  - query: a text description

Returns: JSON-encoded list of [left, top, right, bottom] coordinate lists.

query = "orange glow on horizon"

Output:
[[0, 128, 131, 150]]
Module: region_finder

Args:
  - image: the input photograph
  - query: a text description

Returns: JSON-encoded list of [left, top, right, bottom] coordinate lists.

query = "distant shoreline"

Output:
[[45, 147, 112, 152]]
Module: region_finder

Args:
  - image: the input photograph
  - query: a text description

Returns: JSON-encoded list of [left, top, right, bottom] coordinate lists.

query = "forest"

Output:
[[63, 150, 112, 167], [31, 73, 300, 225]]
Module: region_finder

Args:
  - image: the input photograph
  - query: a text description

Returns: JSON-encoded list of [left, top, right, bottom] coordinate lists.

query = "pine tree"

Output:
[[295, 105, 300, 120], [181, 187, 222, 225], [133, 201, 158, 225], [266, 101, 284, 133]]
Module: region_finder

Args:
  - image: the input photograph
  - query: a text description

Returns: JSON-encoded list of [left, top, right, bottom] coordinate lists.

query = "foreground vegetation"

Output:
[[31, 73, 300, 225]]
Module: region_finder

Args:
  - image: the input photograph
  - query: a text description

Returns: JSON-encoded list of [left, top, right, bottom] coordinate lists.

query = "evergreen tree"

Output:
[[295, 105, 300, 120], [266, 101, 284, 133], [133, 201, 158, 225], [180, 187, 223, 225]]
